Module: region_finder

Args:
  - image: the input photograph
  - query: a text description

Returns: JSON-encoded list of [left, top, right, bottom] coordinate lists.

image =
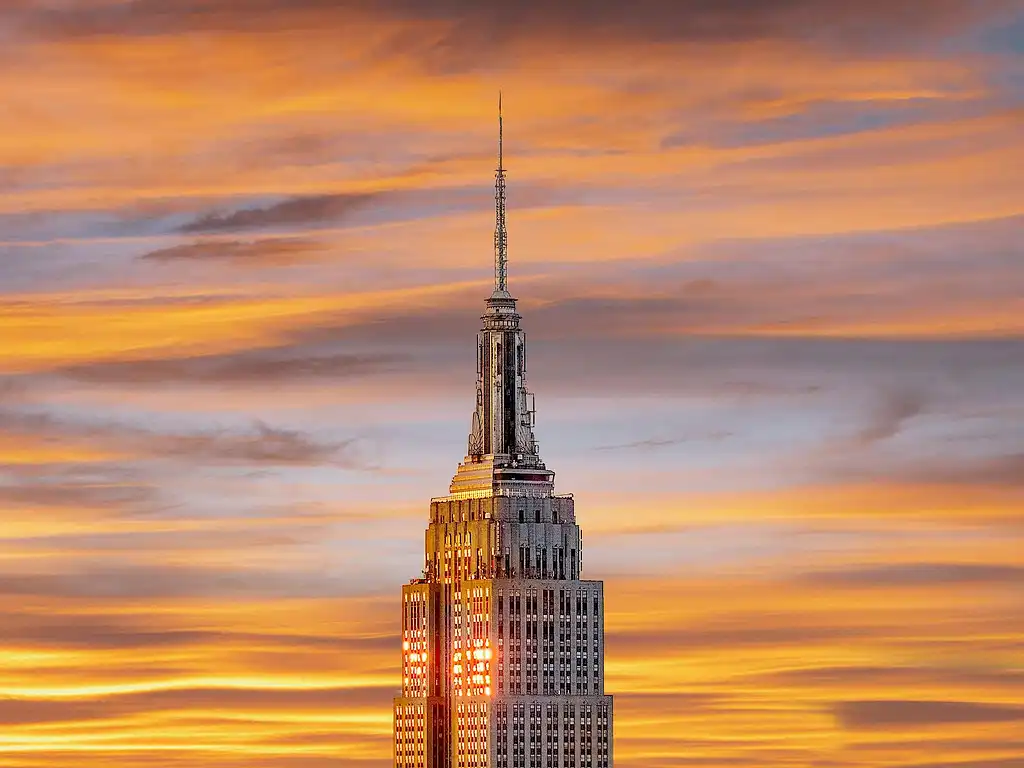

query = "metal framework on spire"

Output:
[[493, 93, 508, 294]]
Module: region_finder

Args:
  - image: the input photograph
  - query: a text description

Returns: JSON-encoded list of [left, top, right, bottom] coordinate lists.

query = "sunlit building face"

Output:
[[392, 107, 613, 768]]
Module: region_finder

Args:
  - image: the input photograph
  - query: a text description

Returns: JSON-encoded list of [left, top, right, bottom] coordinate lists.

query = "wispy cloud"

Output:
[[17, 0, 1005, 48], [0, 1, 1022, 766], [854, 390, 927, 446], [51, 347, 408, 386], [0, 408, 361, 467], [835, 700, 1024, 729], [140, 237, 326, 264], [179, 194, 380, 234], [595, 431, 732, 451]]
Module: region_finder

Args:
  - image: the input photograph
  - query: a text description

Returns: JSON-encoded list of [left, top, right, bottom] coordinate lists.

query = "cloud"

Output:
[[0, 684, 390, 725], [0, 468, 158, 513], [0, 564, 359, 599], [823, 451, 1024, 494], [0, 282, 454, 375], [0, 407, 362, 468], [151, 420, 354, 466], [595, 431, 732, 451], [19, 0, 1007, 50], [5, 616, 394, 653], [606, 624, 864, 654], [758, 665, 1024, 691], [140, 237, 326, 264], [855, 390, 927, 445], [50, 346, 408, 386], [920, 453, 1024, 489], [835, 700, 1024, 729], [799, 563, 1024, 588], [178, 193, 378, 234], [901, 759, 1024, 768], [0, 4, 1021, 767]]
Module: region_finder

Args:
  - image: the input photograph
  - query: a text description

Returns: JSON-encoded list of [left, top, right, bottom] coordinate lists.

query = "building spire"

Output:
[[493, 92, 508, 294]]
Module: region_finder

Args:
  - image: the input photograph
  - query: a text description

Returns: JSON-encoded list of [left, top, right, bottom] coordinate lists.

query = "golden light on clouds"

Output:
[[1, 0, 1022, 766]]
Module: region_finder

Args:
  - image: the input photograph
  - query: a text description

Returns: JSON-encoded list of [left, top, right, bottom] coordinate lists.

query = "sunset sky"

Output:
[[1, 1, 1023, 766]]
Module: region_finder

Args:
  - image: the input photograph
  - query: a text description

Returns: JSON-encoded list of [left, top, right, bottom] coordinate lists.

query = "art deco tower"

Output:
[[393, 99, 613, 768]]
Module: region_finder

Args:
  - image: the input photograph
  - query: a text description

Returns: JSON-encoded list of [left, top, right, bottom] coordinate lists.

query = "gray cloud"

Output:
[[4, 613, 394, 653], [147, 420, 352, 465], [606, 623, 869, 654], [172, 183, 563, 237], [179, 193, 377, 234], [855, 390, 927, 446], [18, 0, 1006, 51], [0, 562, 357, 599], [0, 407, 362, 468], [595, 431, 732, 451], [328, 294, 1023, 397], [140, 237, 326, 264], [912, 453, 1024, 489], [901, 759, 1024, 768], [51, 346, 407, 386], [307, 207, 1024, 348], [0, 451, 162, 515], [0, 178, 568, 247], [822, 451, 1024, 496], [835, 699, 1024, 729], [801, 563, 1024, 588], [37, 274, 1021, 411], [0, 470, 158, 513], [760, 665, 1024, 691]]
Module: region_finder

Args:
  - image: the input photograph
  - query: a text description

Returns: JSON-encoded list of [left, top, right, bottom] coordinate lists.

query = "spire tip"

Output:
[[493, 93, 508, 294]]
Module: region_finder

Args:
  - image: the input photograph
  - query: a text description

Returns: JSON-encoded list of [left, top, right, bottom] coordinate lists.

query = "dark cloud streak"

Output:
[[50, 347, 407, 385], [179, 194, 377, 234], [18, 0, 1007, 52], [800, 563, 1024, 588], [0, 407, 362, 468], [855, 390, 927, 446], [154, 420, 353, 466], [0, 563, 358, 599], [140, 237, 325, 264], [835, 700, 1024, 729], [595, 431, 732, 451]]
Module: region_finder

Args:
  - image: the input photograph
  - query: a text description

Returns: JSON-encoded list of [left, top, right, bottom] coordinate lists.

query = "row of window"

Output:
[[429, 498, 573, 525], [500, 702, 611, 768], [402, 592, 432, 697], [431, 544, 581, 582]]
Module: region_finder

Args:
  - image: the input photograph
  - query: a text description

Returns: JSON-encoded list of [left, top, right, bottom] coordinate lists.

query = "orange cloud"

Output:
[[0, 2, 1021, 767], [0, 281, 481, 374]]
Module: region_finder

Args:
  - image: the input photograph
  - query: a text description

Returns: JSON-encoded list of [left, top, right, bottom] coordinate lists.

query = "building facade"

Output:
[[393, 103, 613, 768]]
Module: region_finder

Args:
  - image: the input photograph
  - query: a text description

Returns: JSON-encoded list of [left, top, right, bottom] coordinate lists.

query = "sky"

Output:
[[1, 0, 1023, 766]]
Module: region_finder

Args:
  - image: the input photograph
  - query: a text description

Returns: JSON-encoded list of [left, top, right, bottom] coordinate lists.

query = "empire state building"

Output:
[[393, 101, 614, 768]]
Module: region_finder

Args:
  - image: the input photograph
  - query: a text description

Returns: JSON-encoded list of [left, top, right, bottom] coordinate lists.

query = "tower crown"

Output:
[[454, 97, 551, 497]]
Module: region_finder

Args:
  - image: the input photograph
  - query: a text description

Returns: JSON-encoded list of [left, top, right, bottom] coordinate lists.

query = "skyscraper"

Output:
[[393, 100, 613, 768]]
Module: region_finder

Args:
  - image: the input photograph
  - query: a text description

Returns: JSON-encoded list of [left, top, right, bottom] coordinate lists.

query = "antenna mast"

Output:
[[493, 92, 508, 293]]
